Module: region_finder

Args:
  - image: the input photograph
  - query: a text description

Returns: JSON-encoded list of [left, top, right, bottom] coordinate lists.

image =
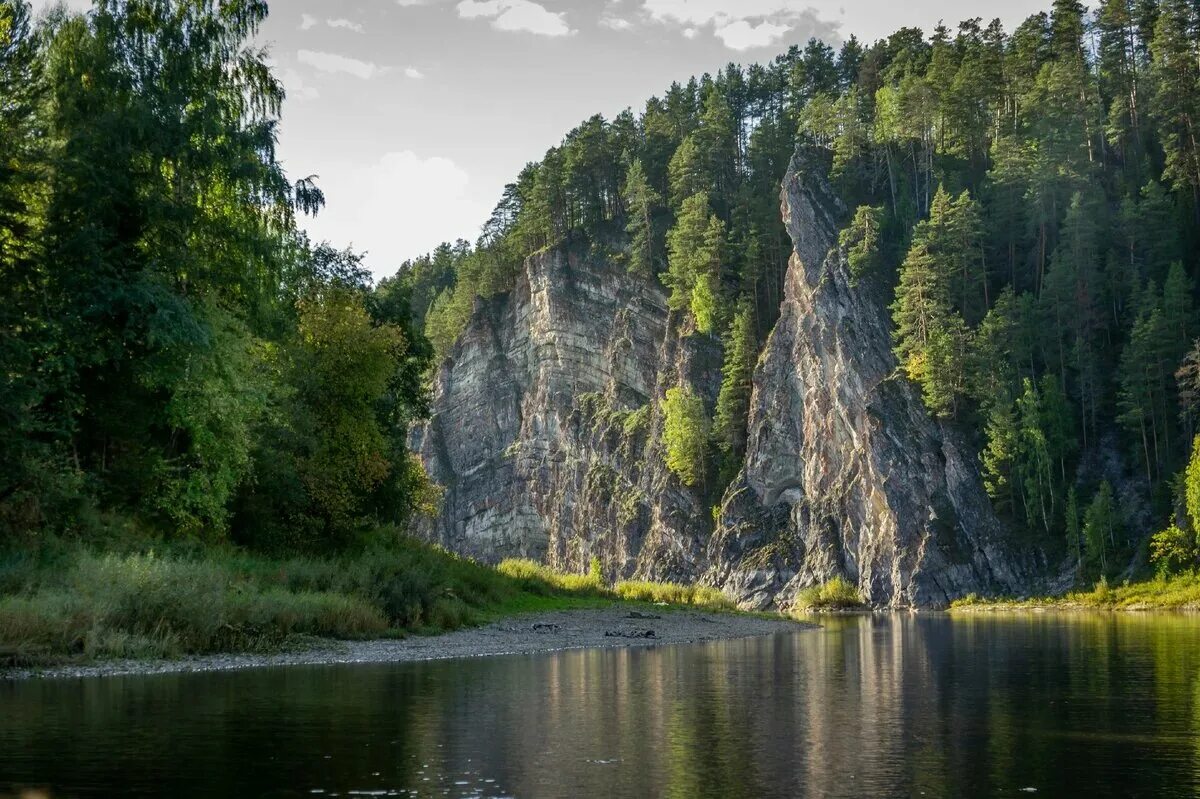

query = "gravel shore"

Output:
[[2, 607, 811, 681]]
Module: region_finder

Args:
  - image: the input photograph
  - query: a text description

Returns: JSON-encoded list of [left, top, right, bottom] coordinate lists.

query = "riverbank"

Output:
[[2, 606, 809, 681], [0, 537, 747, 670], [951, 572, 1200, 612]]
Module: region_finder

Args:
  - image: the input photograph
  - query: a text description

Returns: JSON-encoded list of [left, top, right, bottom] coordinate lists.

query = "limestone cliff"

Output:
[[413, 148, 1036, 609], [705, 152, 1032, 609], [410, 246, 721, 583]]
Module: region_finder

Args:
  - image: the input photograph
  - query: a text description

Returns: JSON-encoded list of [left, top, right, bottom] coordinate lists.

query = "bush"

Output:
[[794, 577, 865, 611], [1150, 525, 1198, 576]]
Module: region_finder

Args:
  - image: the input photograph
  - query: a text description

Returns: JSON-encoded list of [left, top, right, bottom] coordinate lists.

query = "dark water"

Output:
[[3, 613, 1200, 799]]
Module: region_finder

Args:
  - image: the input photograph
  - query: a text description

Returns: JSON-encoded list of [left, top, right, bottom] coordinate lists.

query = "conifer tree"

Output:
[[623, 158, 660, 277], [1150, 0, 1200, 210], [713, 304, 757, 485]]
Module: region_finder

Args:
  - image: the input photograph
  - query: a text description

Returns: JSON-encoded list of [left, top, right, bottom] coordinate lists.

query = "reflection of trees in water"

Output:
[[3, 615, 1200, 798]]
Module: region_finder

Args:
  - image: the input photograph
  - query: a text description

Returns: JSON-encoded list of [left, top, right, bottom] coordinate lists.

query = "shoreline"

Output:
[[2, 607, 811, 682], [951, 602, 1200, 613]]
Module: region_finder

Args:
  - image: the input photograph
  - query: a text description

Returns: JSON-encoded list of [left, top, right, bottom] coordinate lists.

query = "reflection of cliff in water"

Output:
[[2, 615, 1199, 798]]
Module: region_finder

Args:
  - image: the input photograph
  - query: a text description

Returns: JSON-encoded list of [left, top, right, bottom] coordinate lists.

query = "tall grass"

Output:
[[495, 559, 737, 610], [0, 543, 742, 666], [793, 577, 865, 611], [950, 571, 1200, 610]]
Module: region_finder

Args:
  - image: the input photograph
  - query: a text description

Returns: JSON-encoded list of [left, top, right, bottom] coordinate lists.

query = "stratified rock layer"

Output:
[[411, 247, 720, 584], [413, 149, 1035, 609]]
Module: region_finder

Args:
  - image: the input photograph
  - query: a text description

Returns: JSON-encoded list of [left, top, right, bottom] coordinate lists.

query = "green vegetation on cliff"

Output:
[[394, 0, 1200, 586]]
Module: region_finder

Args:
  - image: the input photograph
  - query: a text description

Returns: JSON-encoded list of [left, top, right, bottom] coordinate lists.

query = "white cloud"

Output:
[[456, 0, 572, 37], [638, 0, 830, 50], [715, 18, 791, 50], [297, 50, 387, 80], [600, 15, 633, 31], [282, 68, 320, 102], [405, 67, 426, 79], [301, 15, 366, 33], [327, 18, 365, 33], [301, 151, 492, 279]]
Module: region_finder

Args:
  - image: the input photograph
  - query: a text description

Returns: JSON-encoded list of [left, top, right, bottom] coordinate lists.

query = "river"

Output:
[[3, 613, 1199, 798]]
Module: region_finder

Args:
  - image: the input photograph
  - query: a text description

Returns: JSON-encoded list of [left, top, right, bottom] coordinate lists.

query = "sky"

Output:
[[32, 0, 1051, 279]]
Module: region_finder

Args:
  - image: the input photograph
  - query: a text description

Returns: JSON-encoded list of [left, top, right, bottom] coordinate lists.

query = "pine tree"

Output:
[[891, 186, 976, 418], [1149, 0, 1200, 211], [1017, 379, 1057, 533], [1065, 486, 1083, 581], [623, 158, 660, 277], [665, 192, 724, 335], [1084, 481, 1119, 577], [839, 205, 885, 281], [713, 305, 758, 486], [668, 136, 708, 210], [1098, 0, 1146, 173], [983, 399, 1020, 516]]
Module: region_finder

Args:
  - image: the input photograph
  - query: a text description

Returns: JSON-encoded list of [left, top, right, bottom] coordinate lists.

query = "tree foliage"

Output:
[[0, 0, 433, 548], [662, 386, 710, 488]]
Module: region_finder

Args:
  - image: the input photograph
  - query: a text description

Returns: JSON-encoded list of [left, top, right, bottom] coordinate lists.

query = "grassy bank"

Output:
[[951, 573, 1200, 612], [0, 541, 738, 667]]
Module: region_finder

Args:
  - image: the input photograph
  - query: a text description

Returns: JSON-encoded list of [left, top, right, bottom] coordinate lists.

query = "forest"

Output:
[[0, 0, 438, 552], [399, 0, 1200, 582], [2, 0, 1200, 588]]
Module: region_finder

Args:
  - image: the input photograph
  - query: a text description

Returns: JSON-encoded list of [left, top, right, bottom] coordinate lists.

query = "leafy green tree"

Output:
[[662, 386, 710, 488], [291, 288, 408, 538], [1016, 379, 1057, 533]]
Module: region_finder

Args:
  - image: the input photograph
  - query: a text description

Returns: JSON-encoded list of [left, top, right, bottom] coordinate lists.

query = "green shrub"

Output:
[[794, 577, 865, 611], [662, 386, 710, 487]]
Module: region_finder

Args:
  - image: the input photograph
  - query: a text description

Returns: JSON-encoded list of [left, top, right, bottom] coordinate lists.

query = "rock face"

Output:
[[413, 149, 1036, 609], [705, 153, 1032, 609], [411, 246, 721, 583]]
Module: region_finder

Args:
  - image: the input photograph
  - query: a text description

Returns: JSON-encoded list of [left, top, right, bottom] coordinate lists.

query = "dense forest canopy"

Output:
[[3, 0, 1200, 581], [0, 0, 435, 550], [396, 0, 1200, 581]]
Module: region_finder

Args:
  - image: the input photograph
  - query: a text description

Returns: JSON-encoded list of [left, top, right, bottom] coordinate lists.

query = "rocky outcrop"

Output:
[[411, 247, 721, 583], [413, 148, 1037, 609], [705, 152, 1032, 609]]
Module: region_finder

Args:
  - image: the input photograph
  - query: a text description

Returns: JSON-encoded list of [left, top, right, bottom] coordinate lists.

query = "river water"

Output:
[[2, 613, 1199, 798]]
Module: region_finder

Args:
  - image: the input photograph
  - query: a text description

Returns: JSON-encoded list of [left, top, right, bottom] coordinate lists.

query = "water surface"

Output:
[[3, 613, 1199, 798]]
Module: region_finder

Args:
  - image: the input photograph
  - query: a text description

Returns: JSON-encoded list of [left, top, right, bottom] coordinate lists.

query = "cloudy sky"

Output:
[[35, 0, 1050, 279]]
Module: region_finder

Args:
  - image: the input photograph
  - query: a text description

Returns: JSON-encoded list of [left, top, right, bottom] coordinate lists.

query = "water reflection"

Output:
[[2, 613, 1198, 798]]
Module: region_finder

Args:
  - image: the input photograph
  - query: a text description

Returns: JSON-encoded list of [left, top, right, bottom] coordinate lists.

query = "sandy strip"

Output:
[[2, 607, 812, 681]]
